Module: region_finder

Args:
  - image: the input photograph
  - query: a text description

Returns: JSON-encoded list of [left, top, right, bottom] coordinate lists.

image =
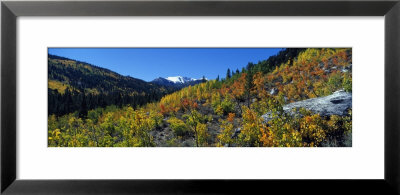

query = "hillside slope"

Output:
[[48, 54, 174, 116], [48, 48, 352, 147]]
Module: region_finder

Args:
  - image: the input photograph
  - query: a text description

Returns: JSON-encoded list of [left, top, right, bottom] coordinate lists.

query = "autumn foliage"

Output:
[[49, 48, 352, 147]]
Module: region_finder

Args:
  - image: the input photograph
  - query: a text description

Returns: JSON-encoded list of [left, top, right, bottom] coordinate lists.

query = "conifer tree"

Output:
[[226, 68, 231, 79]]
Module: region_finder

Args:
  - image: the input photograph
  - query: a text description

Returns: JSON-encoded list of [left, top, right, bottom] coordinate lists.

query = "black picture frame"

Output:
[[1, 0, 399, 194]]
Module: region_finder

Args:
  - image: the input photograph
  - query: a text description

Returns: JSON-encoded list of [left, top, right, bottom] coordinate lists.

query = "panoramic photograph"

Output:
[[48, 48, 352, 147]]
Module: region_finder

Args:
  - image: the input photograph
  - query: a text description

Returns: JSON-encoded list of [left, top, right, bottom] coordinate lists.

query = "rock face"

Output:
[[262, 90, 352, 123], [231, 127, 241, 139], [270, 88, 278, 95], [341, 64, 352, 73]]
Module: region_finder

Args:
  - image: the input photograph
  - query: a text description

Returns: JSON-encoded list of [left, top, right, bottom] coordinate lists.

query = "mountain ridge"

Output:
[[151, 76, 207, 88], [48, 54, 176, 116]]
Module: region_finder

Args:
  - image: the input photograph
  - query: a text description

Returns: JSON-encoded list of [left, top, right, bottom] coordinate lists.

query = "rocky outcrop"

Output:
[[270, 88, 278, 95], [341, 64, 352, 73], [262, 90, 352, 123], [231, 127, 241, 139], [229, 90, 352, 140]]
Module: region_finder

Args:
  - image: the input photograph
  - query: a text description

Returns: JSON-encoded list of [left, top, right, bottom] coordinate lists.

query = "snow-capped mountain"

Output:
[[151, 76, 207, 88], [166, 76, 198, 84]]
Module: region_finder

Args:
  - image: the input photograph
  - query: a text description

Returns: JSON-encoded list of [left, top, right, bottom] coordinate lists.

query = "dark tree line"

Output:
[[252, 48, 306, 74], [48, 87, 168, 117], [221, 49, 305, 83]]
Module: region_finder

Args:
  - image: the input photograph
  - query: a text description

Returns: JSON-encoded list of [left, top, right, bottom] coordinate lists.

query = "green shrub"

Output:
[[167, 117, 189, 136], [221, 97, 235, 114], [342, 74, 352, 92]]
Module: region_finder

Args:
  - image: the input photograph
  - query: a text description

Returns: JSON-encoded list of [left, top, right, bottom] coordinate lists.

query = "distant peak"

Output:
[[151, 76, 208, 87], [166, 76, 198, 84]]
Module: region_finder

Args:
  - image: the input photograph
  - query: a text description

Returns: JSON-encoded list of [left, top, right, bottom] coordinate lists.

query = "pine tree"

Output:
[[226, 68, 231, 79], [79, 93, 88, 118]]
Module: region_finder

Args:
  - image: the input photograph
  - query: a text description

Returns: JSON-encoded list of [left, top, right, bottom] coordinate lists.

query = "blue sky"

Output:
[[48, 48, 282, 82]]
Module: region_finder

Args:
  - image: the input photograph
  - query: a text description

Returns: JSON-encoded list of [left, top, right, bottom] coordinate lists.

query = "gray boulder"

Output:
[[270, 88, 278, 95], [231, 127, 241, 139], [262, 90, 352, 123], [342, 64, 352, 73]]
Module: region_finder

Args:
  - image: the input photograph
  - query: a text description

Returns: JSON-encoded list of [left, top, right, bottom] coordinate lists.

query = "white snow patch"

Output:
[[165, 76, 206, 84]]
